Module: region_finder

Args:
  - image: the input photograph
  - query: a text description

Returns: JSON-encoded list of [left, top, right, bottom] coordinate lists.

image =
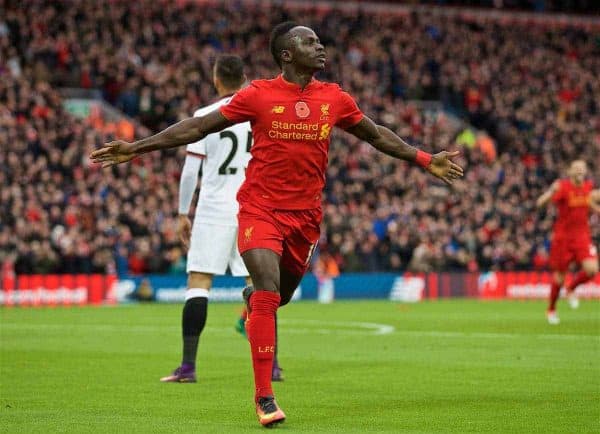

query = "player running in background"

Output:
[[91, 22, 463, 427], [537, 160, 600, 325], [159, 55, 283, 383]]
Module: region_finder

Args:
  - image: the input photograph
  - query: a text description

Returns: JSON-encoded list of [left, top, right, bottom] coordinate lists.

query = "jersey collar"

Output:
[[276, 74, 317, 91]]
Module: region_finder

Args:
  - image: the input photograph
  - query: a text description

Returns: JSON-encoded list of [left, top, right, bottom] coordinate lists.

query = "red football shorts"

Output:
[[549, 235, 598, 272], [237, 202, 321, 276]]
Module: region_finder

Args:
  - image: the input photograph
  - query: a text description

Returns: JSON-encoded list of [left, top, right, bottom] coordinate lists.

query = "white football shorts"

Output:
[[186, 222, 248, 276]]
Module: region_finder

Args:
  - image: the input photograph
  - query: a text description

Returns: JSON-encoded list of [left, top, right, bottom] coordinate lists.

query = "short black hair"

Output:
[[269, 21, 298, 68], [214, 54, 245, 89]]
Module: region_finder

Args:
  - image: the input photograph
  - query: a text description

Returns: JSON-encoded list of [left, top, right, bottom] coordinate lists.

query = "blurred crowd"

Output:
[[1, 0, 599, 275]]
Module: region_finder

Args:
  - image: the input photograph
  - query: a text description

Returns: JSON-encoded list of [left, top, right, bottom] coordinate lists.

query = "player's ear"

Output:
[[280, 49, 292, 65]]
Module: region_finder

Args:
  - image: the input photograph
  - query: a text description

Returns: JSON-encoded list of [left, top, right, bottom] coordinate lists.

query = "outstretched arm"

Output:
[[90, 110, 233, 167], [536, 181, 560, 209], [345, 116, 463, 185]]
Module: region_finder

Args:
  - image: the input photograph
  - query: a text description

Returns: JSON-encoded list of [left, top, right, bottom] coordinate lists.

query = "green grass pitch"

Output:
[[1, 299, 599, 433]]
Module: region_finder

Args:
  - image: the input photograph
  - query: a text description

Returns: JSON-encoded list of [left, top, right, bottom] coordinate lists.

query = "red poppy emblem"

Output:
[[295, 101, 310, 118]]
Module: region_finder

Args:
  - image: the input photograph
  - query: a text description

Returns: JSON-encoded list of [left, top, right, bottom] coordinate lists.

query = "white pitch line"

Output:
[[0, 320, 395, 336], [279, 319, 395, 335], [276, 319, 599, 340], [2, 321, 598, 340], [390, 329, 599, 341]]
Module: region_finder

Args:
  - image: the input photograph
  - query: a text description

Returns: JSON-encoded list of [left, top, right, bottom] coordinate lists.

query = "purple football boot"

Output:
[[160, 363, 196, 383]]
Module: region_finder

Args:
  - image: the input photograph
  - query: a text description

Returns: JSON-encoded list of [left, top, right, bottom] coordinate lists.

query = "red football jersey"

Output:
[[220, 75, 364, 210], [552, 179, 594, 239]]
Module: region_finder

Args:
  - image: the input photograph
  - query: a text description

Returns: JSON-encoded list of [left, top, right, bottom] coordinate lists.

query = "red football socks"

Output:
[[245, 290, 280, 401], [567, 271, 592, 293], [548, 281, 561, 311]]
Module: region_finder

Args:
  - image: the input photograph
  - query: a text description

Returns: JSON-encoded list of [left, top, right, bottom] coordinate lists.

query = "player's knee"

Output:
[[553, 272, 565, 285], [583, 262, 599, 276], [249, 273, 280, 293], [188, 272, 213, 289]]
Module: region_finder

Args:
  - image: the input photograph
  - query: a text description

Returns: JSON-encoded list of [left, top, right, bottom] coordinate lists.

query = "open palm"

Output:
[[90, 140, 137, 168], [427, 151, 464, 185]]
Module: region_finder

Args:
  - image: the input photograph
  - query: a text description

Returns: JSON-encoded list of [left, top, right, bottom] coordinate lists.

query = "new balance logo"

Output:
[[271, 106, 285, 114]]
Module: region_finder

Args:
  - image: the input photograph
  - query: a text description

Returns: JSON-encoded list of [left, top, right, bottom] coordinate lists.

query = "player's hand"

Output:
[[90, 140, 137, 168], [426, 151, 464, 185], [178, 215, 192, 250]]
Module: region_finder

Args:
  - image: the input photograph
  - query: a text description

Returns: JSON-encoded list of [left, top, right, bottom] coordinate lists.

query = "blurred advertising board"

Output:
[[478, 271, 600, 299], [2, 272, 599, 306], [0, 274, 117, 306], [114, 275, 302, 303], [114, 272, 598, 302]]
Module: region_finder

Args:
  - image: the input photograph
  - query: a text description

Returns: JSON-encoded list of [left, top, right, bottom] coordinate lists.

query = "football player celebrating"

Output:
[[537, 159, 600, 324]]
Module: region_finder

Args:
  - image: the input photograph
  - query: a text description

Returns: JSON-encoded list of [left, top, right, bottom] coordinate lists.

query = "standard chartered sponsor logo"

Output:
[[268, 120, 330, 141]]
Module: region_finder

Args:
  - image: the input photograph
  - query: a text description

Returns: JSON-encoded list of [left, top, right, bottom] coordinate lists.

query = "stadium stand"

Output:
[[1, 0, 598, 274]]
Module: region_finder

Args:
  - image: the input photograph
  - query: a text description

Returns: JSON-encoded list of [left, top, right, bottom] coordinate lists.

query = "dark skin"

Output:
[[90, 26, 464, 303]]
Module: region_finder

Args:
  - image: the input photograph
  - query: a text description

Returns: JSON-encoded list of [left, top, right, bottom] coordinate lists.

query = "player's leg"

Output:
[[229, 236, 253, 336], [274, 267, 302, 381], [235, 276, 253, 337], [582, 257, 600, 278], [161, 222, 229, 382], [271, 313, 283, 382], [242, 248, 286, 426], [279, 266, 303, 307], [270, 267, 304, 383], [547, 237, 569, 324], [160, 272, 213, 382], [547, 271, 565, 324], [237, 204, 287, 426], [566, 244, 599, 303], [233, 239, 286, 382], [278, 206, 320, 306], [182, 272, 213, 369], [243, 248, 281, 292]]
